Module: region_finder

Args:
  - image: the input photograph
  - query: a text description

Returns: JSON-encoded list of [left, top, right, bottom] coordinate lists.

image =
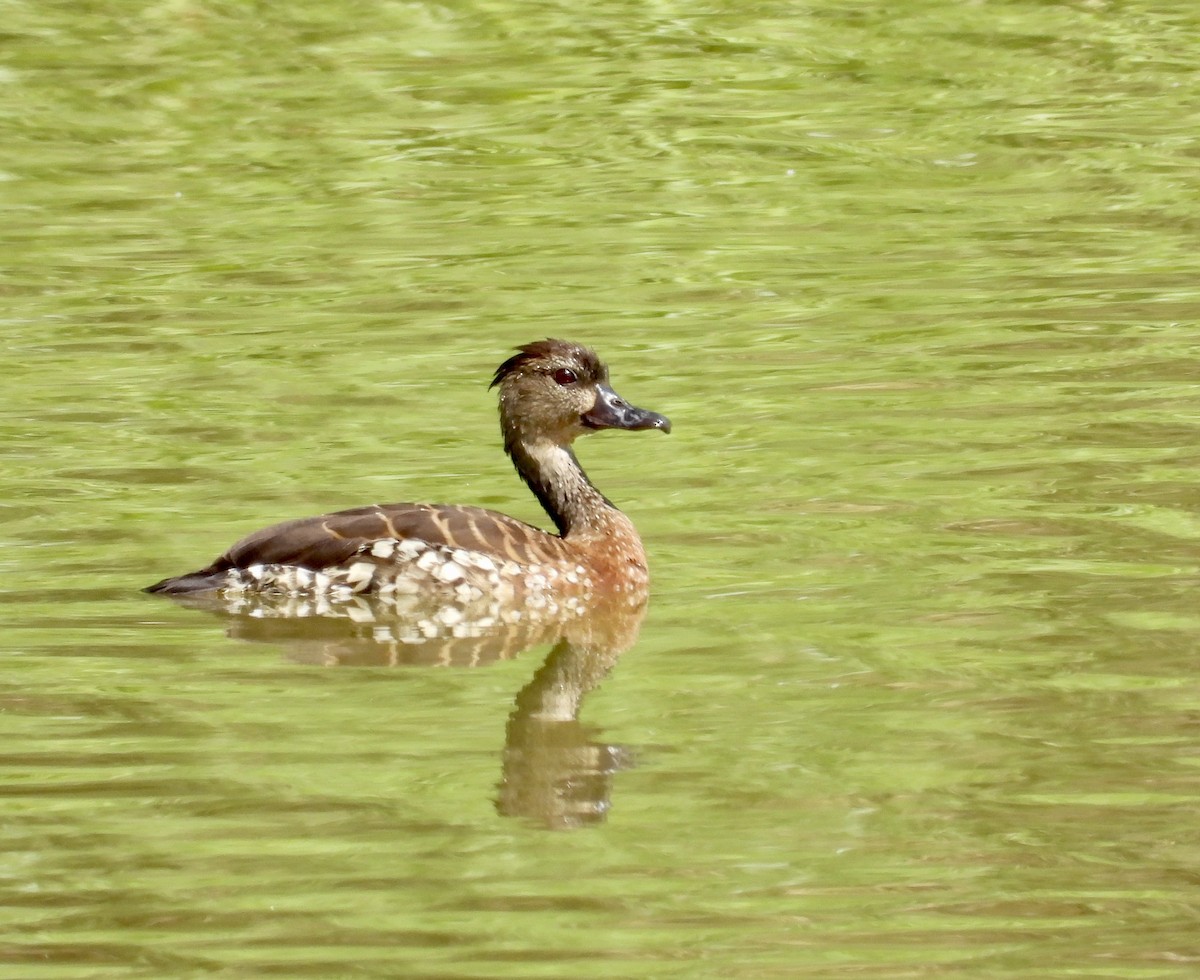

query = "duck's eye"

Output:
[[552, 367, 578, 386]]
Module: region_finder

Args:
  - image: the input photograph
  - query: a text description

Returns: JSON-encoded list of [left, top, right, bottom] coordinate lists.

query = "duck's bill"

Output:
[[581, 384, 671, 434]]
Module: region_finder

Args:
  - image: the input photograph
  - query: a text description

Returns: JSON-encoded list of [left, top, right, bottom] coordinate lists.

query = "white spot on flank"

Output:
[[371, 539, 396, 559], [470, 554, 496, 573], [346, 562, 375, 591], [392, 576, 420, 595], [397, 539, 425, 560]]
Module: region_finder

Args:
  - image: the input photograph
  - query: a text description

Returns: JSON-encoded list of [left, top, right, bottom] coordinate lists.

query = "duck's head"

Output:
[[490, 339, 671, 448]]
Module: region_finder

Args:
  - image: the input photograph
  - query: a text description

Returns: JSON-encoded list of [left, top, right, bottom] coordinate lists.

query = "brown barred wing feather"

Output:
[[144, 502, 559, 594]]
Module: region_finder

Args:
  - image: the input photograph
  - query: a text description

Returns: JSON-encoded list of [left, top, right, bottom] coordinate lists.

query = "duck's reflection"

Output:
[[168, 589, 647, 829], [498, 633, 636, 828]]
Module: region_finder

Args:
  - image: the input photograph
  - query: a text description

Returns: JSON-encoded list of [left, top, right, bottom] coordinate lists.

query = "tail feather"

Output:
[[143, 571, 223, 594]]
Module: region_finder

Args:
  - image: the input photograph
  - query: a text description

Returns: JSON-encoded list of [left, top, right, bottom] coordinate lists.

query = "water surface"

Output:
[[3, 0, 1200, 976]]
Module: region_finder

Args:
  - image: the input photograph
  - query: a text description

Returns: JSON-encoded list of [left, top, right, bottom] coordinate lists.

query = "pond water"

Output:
[[4, 0, 1200, 975]]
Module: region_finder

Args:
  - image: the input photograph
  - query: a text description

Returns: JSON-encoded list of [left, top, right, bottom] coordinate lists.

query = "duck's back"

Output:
[[145, 501, 564, 596]]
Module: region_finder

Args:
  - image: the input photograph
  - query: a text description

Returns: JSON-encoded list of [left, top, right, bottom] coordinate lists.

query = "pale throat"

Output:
[[513, 437, 630, 539]]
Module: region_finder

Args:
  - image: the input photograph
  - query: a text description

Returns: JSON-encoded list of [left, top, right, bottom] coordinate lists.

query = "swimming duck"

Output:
[[145, 339, 670, 608]]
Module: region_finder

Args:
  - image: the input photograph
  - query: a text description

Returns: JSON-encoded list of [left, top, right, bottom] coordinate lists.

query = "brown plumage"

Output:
[[145, 339, 670, 603]]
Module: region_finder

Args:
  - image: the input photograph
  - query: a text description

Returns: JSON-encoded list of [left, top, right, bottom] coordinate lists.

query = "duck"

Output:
[[144, 339, 671, 610]]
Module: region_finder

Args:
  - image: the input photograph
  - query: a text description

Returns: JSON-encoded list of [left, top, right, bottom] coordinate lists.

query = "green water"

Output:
[[4, 0, 1200, 975]]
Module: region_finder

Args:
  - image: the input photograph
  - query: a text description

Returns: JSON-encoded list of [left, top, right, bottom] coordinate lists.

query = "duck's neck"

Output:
[[507, 437, 623, 538]]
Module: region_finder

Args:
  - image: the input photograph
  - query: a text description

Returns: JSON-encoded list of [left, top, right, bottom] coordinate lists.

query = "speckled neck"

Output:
[[506, 437, 624, 539]]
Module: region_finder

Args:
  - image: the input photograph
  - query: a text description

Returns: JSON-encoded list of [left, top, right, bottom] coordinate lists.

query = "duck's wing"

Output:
[[146, 502, 555, 594]]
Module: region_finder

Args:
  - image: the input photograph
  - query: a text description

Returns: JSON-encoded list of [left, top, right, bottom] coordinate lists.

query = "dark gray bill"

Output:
[[581, 383, 671, 433]]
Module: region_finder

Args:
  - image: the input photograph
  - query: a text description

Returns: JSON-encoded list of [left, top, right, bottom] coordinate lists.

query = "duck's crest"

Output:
[[490, 338, 608, 389]]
